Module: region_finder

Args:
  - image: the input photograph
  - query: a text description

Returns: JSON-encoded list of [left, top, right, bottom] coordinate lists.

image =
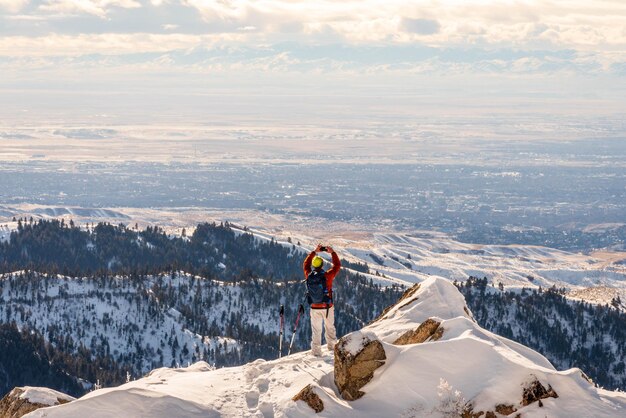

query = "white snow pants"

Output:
[[310, 306, 337, 355]]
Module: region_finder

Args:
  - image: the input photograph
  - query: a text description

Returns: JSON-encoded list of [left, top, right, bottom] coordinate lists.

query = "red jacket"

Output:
[[303, 250, 341, 308]]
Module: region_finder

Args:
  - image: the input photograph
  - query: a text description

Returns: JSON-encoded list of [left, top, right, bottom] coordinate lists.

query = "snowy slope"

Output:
[[342, 232, 626, 302], [26, 277, 626, 418], [0, 271, 240, 374], [224, 223, 626, 304], [3, 206, 625, 303]]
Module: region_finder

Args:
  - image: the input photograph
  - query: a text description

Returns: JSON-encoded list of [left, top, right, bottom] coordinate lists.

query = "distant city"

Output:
[[1, 135, 624, 252]]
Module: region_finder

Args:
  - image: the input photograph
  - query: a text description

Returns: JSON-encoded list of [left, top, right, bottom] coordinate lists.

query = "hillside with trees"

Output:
[[458, 277, 626, 390], [0, 219, 400, 397]]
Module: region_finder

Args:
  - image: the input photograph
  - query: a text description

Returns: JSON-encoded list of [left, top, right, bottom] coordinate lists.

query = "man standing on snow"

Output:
[[303, 244, 341, 356]]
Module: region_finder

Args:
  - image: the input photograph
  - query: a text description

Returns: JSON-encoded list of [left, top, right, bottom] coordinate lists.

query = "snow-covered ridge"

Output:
[[186, 222, 626, 303], [2, 207, 625, 303], [342, 232, 626, 303], [25, 277, 626, 418]]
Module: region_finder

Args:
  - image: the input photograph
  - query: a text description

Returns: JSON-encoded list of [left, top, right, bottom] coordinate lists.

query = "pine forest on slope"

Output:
[[23, 277, 626, 418], [1, 219, 625, 398], [0, 322, 86, 398], [0, 220, 401, 397]]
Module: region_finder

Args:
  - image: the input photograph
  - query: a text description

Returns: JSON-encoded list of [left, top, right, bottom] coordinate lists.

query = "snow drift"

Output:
[[25, 277, 626, 417], [0, 387, 74, 418]]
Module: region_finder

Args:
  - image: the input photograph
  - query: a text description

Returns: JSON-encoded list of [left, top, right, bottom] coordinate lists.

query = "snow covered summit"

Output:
[[25, 277, 626, 417]]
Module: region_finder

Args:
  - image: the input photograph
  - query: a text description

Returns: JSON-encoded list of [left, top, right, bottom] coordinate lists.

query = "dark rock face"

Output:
[[393, 318, 443, 345], [522, 379, 559, 406], [292, 384, 324, 413], [0, 387, 72, 418], [334, 333, 387, 401]]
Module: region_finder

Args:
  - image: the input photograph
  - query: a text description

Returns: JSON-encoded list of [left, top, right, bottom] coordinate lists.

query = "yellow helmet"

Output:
[[312, 256, 324, 269]]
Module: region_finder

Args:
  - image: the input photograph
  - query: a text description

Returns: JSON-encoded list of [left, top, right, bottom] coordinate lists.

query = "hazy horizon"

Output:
[[1, 0, 624, 138], [1, 1, 624, 244]]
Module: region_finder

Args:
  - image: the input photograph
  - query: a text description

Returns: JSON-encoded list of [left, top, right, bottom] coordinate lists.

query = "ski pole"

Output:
[[279, 304, 285, 358], [287, 304, 305, 356]]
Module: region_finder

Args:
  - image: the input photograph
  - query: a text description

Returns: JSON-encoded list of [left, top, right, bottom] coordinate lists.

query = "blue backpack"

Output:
[[306, 270, 332, 305]]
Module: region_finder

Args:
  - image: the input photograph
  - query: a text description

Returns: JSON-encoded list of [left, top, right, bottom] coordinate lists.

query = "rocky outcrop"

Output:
[[0, 387, 74, 418], [580, 371, 594, 385], [393, 318, 443, 345], [334, 332, 387, 401], [292, 384, 323, 413], [495, 403, 518, 415], [370, 283, 420, 324], [463, 378, 557, 418], [462, 405, 520, 418], [460, 405, 484, 418], [522, 378, 558, 406]]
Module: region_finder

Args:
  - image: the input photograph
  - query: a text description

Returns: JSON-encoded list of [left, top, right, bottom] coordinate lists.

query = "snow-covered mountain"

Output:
[[3, 209, 625, 303], [2, 218, 626, 393], [24, 277, 626, 418], [339, 232, 626, 303]]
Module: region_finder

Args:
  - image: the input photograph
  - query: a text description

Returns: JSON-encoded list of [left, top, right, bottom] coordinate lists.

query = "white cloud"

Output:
[[0, 33, 245, 56], [38, 0, 142, 18], [182, 0, 247, 21], [0, 0, 624, 79], [0, 0, 29, 13], [401, 18, 441, 35], [3, 1, 625, 51], [171, 0, 626, 50]]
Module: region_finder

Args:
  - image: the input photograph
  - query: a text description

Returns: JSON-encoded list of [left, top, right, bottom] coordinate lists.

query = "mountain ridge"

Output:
[[2, 219, 626, 396], [22, 277, 626, 417]]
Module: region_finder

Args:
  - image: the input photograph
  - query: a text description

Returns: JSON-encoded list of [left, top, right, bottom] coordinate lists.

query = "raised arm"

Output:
[[303, 250, 316, 277], [326, 248, 341, 280]]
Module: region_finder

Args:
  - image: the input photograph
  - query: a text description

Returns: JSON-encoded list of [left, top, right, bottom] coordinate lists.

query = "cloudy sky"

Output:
[[0, 0, 624, 123]]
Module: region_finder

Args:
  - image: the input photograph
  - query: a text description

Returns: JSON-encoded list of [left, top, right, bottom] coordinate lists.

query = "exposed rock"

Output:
[[462, 378, 557, 417], [0, 387, 74, 418], [495, 403, 517, 415], [292, 384, 323, 413], [521, 378, 558, 406], [370, 283, 420, 323], [393, 318, 443, 345], [397, 297, 419, 311], [464, 401, 524, 418], [580, 371, 594, 385], [334, 332, 386, 401], [460, 405, 484, 418]]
